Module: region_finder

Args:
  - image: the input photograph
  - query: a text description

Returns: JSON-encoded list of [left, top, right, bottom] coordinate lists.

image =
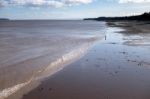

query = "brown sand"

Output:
[[22, 21, 150, 99], [0, 34, 99, 99], [0, 20, 105, 99], [107, 21, 150, 34]]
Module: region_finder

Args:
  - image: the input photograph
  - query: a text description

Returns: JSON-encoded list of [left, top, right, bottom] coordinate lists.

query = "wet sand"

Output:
[[107, 21, 150, 46], [22, 21, 150, 99], [0, 20, 105, 99]]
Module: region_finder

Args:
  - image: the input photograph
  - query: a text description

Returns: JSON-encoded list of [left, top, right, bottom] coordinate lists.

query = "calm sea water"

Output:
[[20, 21, 150, 99], [0, 20, 106, 99]]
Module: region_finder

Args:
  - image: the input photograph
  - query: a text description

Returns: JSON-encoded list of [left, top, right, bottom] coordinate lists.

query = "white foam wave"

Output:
[[0, 43, 92, 99], [0, 80, 31, 99], [36, 44, 91, 79]]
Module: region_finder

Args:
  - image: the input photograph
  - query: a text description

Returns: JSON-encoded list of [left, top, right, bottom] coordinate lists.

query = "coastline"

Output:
[[0, 20, 106, 99], [1, 20, 150, 99], [0, 35, 103, 99], [106, 21, 150, 46], [22, 21, 150, 99]]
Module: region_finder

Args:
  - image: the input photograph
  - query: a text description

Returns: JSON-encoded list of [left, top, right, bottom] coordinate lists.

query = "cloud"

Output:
[[0, 0, 93, 7], [119, 0, 150, 3]]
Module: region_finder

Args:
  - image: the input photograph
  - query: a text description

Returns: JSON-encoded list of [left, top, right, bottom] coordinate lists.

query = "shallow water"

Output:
[[23, 24, 150, 99], [0, 20, 106, 99]]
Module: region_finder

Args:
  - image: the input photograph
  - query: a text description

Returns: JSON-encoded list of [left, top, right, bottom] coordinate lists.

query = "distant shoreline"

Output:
[[0, 18, 10, 21], [0, 19, 84, 21], [84, 12, 150, 21]]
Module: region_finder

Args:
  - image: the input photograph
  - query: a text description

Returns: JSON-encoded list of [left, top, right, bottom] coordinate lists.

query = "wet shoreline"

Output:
[[1, 20, 150, 99], [23, 22, 150, 99], [0, 20, 105, 99]]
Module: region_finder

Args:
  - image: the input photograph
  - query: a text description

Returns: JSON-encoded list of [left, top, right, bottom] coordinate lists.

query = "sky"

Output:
[[0, 0, 150, 19]]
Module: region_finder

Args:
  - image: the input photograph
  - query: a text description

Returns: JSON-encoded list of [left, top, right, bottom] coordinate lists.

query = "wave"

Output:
[[0, 80, 31, 99], [0, 42, 94, 99]]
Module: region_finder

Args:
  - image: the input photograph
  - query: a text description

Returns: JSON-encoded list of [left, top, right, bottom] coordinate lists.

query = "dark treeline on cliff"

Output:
[[84, 12, 150, 21]]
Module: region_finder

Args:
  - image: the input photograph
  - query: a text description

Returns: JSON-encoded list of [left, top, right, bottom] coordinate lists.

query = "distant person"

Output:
[[105, 35, 107, 40]]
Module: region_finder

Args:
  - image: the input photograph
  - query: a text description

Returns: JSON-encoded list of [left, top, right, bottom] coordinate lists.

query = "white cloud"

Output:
[[0, 0, 93, 7], [119, 0, 150, 3]]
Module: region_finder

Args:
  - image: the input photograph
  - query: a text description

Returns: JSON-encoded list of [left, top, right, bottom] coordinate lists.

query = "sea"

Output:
[[0, 20, 106, 99]]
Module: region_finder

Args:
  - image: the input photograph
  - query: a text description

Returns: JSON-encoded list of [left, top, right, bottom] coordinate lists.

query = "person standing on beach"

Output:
[[105, 35, 107, 40]]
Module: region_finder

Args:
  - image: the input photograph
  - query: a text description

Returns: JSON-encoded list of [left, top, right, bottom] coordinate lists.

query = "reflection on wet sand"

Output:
[[23, 21, 150, 99], [107, 21, 150, 46]]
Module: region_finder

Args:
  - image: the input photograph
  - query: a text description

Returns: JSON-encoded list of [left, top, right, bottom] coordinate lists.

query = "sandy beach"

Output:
[[1, 0, 150, 98], [0, 20, 105, 99], [21, 21, 150, 99], [1, 20, 150, 99]]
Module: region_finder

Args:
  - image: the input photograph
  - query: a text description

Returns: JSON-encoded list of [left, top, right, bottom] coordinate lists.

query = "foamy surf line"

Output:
[[0, 41, 96, 99], [38, 43, 91, 79], [0, 81, 31, 99]]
